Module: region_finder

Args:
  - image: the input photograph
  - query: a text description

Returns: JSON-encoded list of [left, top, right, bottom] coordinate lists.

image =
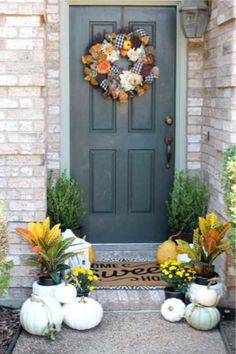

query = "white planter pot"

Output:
[[32, 281, 61, 298], [187, 281, 224, 305]]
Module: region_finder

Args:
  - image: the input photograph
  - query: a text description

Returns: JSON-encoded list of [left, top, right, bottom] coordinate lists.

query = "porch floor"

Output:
[[13, 311, 227, 354]]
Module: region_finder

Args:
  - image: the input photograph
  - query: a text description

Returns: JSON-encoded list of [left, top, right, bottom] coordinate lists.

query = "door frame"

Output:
[[61, 0, 187, 173]]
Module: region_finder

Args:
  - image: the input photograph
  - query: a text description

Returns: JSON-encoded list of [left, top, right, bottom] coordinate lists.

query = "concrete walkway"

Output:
[[13, 311, 227, 354]]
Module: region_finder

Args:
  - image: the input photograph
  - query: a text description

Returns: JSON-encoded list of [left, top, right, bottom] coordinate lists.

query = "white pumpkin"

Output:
[[161, 298, 186, 322], [185, 303, 220, 330], [20, 296, 63, 340], [195, 287, 218, 307], [54, 283, 77, 304], [188, 282, 224, 305], [63, 297, 103, 330]]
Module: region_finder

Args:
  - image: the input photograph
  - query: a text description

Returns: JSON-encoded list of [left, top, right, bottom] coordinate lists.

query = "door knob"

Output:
[[164, 135, 173, 169]]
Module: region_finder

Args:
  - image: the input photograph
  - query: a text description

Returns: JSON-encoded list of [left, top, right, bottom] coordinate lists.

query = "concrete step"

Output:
[[90, 288, 165, 311], [91, 244, 163, 311]]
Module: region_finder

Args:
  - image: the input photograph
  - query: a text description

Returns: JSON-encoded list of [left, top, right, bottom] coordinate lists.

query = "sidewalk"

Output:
[[13, 311, 227, 354]]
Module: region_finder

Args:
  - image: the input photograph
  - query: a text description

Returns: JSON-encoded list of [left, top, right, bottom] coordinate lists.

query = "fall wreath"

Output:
[[82, 29, 159, 103]]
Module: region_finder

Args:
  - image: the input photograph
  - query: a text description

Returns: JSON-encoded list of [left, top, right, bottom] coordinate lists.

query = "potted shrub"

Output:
[[47, 170, 86, 237], [166, 170, 209, 243], [47, 170, 95, 265], [16, 217, 75, 285]]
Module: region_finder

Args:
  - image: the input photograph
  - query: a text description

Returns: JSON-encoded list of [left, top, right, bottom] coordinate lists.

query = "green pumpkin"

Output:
[[185, 303, 220, 331]]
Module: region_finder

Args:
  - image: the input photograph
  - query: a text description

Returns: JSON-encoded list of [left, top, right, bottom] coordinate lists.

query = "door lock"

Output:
[[164, 115, 173, 126], [164, 135, 173, 169]]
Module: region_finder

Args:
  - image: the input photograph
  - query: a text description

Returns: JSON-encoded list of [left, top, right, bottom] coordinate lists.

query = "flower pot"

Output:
[[72, 227, 85, 239], [164, 287, 186, 302], [77, 290, 90, 298], [187, 281, 224, 305], [38, 277, 59, 286], [32, 280, 62, 298], [194, 272, 218, 286]]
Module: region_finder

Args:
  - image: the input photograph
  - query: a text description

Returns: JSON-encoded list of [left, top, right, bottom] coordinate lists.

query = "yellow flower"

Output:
[[168, 274, 173, 279], [65, 274, 69, 279], [89, 286, 95, 292], [80, 268, 86, 274], [93, 275, 98, 281], [87, 270, 93, 276], [188, 277, 192, 281], [88, 276, 93, 281], [169, 266, 176, 271]]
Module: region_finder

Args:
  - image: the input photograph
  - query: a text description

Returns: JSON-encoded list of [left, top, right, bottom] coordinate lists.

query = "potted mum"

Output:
[[175, 212, 230, 284], [65, 267, 98, 297], [16, 217, 75, 285], [160, 260, 195, 302]]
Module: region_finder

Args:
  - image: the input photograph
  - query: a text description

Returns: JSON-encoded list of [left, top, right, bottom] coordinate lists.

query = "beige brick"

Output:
[[5, 16, 41, 27]]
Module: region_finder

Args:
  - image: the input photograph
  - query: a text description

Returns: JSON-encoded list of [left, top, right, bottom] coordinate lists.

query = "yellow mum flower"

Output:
[[169, 266, 176, 271], [168, 274, 173, 279], [89, 286, 95, 292], [87, 270, 93, 276], [88, 276, 93, 281], [80, 269, 86, 274], [93, 275, 98, 281]]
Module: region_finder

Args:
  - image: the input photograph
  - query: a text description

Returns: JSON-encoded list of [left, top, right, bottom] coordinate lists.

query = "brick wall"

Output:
[[0, 0, 235, 304], [0, 0, 60, 304]]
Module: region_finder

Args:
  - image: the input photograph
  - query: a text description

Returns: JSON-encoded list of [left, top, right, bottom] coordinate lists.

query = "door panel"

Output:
[[70, 6, 176, 243]]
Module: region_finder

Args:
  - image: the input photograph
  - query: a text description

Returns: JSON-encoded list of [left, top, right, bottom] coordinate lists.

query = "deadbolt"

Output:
[[164, 115, 173, 126]]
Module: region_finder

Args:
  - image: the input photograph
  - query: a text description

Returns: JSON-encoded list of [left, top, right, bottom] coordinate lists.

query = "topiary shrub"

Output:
[[0, 200, 13, 297], [47, 170, 86, 232], [166, 170, 209, 234]]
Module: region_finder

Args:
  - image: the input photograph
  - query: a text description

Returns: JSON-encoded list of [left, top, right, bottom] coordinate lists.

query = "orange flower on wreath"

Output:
[[89, 43, 102, 55], [97, 61, 111, 74]]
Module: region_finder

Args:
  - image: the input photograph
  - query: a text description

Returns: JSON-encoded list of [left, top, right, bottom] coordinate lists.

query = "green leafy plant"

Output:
[[167, 170, 209, 234], [160, 259, 195, 293], [16, 218, 76, 284], [222, 146, 236, 257], [0, 200, 13, 296], [47, 170, 86, 231], [176, 212, 230, 275]]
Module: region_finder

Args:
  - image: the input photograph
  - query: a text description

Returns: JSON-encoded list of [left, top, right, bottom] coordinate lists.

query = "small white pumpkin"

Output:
[[20, 296, 63, 340], [185, 303, 220, 331], [161, 298, 186, 322], [63, 297, 103, 330], [195, 287, 218, 307], [54, 283, 77, 304]]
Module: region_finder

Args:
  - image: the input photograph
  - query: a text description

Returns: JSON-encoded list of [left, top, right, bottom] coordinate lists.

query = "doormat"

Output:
[[91, 261, 166, 290]]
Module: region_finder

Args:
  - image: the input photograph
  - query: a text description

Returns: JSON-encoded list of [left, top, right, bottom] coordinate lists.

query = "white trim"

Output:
[[60, 0, 187, 172]]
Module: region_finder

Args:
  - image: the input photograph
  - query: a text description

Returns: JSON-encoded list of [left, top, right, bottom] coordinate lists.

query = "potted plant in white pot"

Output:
[[16, 217, 75, 295], [175, 212, 230, 303]]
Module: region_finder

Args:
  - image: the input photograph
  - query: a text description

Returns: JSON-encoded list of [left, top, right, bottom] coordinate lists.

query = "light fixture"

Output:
[[179, 0, 210, 38]]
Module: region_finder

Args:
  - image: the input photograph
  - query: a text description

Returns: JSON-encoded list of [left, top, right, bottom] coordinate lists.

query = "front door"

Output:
[[70, 6, 176, 243]]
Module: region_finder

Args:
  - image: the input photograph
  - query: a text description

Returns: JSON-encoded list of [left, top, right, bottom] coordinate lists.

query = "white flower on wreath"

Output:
[[102, 43, 119, 63], [120, 71, 143, 92], [127, 47, 145, 62]]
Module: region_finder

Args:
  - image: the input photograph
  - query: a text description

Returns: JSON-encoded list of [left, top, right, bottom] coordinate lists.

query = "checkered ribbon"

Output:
[[131, 62, 144, 74], [144, 73, 154, 83], [99, 79, 108, 91], [130, 28, 147, 37], [110, 65, 121, 75], [115, 34, 125, 49]]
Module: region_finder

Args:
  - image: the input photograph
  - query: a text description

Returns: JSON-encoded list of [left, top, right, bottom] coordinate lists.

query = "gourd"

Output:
[[161, 298, 186, 322], [89, 246, 95, 265], [156, 237, 177, 264], [185, 303, 220, 331], [20, 296, 63, 340], [63, 297, 103, 330], [54, 282, 77, 304], [195, 287, 218, 307]]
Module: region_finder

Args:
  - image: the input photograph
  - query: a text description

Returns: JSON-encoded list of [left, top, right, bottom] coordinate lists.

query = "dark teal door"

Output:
[[70, 6, 176, 243]]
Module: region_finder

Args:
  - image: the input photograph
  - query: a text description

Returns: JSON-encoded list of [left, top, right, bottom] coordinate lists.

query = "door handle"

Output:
[[164, 135, 173, 169]]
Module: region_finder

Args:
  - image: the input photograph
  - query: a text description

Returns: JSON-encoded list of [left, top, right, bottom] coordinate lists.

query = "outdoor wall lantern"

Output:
[[179, 0, 210, 38]]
